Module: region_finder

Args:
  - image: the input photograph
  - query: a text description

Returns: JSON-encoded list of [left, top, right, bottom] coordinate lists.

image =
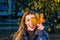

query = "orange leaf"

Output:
[[31, 13, 45, 25], [31, 17, 38, 25], [35, 13, 39, 20], [39, 13, 44, 19], [39, 13, 45, 24]]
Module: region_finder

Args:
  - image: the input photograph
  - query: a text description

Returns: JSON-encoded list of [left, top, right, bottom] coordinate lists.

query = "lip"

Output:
[[29, 25, 34, 29]]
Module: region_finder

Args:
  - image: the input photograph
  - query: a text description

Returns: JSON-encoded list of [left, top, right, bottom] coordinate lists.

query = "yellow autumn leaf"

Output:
[[39, 13, 44, 19], [35, 13, 39, 20], [31, 17, 38, 25], [31, 13, 45, 25], [39, 13, 45, 24]]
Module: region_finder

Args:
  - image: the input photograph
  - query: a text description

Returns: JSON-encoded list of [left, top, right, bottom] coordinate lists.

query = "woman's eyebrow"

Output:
[[26, 18, 29, 19]]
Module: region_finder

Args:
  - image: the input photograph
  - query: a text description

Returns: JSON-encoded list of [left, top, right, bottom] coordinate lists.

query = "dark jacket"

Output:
[[22, 30, 49, 40]]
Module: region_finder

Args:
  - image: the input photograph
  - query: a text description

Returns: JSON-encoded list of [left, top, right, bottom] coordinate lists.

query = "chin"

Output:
[[29, 29, 35, 31]]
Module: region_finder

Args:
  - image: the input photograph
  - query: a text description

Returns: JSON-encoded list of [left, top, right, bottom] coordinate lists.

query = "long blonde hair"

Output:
[[13, 10, 35, 40]]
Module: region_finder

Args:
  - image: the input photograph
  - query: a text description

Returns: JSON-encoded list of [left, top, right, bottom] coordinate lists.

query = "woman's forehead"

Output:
[[25, 14, 35, 19]]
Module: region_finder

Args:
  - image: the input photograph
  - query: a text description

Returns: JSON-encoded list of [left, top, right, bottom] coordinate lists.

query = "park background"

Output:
[[0, 0, 60, 40]]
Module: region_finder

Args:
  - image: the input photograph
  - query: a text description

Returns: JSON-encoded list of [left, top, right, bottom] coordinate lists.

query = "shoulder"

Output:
[[37, 30, 46, 35], [37, 30, 48, 35], [37, 30, 49, 40]]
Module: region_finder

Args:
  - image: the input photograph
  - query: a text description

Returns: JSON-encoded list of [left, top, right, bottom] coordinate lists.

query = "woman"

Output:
[[13, 10, 49, 40]]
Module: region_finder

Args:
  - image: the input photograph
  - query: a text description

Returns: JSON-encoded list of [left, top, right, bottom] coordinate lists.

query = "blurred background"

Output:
[[0, 0, 60, 40]]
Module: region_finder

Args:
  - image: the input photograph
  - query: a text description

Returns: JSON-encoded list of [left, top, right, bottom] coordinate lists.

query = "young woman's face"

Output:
[[25, 14, 36, 31]]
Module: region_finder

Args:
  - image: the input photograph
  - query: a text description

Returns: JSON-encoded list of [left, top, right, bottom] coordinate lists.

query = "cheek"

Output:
[[25, 20, 30, 25], [26, 21, 30, 25]]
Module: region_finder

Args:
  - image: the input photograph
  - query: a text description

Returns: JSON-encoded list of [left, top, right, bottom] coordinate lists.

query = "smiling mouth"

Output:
[[29, 25, 34, 29]]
